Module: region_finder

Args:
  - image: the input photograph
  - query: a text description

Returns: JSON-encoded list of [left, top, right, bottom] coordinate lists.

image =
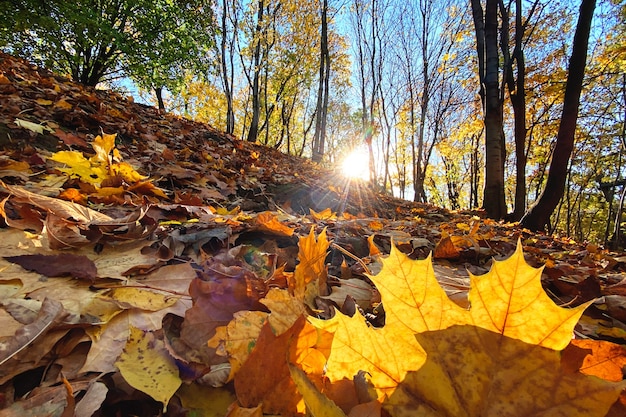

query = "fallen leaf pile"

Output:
[[0, 52, 625, 416]]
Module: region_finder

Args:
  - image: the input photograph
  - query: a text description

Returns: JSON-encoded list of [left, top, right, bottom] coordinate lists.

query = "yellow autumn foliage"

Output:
[[49, 133, 147, 186]]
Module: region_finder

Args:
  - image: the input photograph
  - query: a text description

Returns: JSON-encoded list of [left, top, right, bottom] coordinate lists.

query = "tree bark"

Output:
[[247, 0, 264, 142], [471, 0, 507, 219], [501, 0, 529, 220], [520, 0, 596, 231], [220, 0, 235, 135], [155, 86, 165, 111], [312, 0, 329, 163]]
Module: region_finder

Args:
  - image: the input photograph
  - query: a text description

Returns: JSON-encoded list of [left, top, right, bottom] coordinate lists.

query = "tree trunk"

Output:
[[471, 0, 507, 219], [312, 0, 329, 163], [520, 0, 596, 231], [470, 132, 481, 208], [501, 0, 531, 220], [220, 0, 235, 135], [247, 0, 264, 142], [155, 86, 165, 111]]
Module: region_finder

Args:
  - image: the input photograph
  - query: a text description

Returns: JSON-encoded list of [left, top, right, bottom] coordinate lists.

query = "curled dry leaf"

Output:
[[1, 182, 112, 223], [0, 297, 66, 367]]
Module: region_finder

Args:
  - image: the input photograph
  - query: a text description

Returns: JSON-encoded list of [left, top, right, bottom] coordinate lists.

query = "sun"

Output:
[[340, 147, 370, 181]]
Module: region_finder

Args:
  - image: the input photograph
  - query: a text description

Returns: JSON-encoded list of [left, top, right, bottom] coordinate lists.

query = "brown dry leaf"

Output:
[[385, 325, 624, 417], [0, 298, 66, 367], [234, 316, 307, 416], [73, 381, 108, 417], [0, 382, 81, 417], [1, 182, 113, 223], [0, 197, 44, 231], [347, 401, 381, 417], [53, 130, 90, 148], [323, 278, 373, 310], [563, 339, 626, 382], [135, 262, 197, 294], [225, 403, 263, 417], [4, 253, 98, 282], [0, 160, 30, 172], [180, 266, 264, 365], [433, 232, 460, 259], [80, 311, 131, 374]]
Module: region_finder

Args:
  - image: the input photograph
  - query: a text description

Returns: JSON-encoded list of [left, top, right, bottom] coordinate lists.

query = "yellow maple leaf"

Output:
[[254, 211, 294, 237], [115, 326, 181, 410], [289, 364, 346, 417], [468, 243, 591, 349], [112, 161, 148, 183], [207, 310, 268, 380], [49, 150, 108, 184], [101, 287, 179, 311], [292, 227, 330, 303], [310, 307, 425, 398], [91, 133, 117, 166], [261, 288, 308, 335], [49, 133, 150, 192], [306, 242, 624, 415], [310, 207, 337, 221]]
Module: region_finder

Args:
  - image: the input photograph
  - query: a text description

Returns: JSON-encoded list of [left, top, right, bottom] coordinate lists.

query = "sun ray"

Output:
[[341, 147, 370, 181]]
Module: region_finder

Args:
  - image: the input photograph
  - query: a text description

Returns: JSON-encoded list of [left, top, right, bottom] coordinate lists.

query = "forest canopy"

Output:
[[1, 0, 626, 245]]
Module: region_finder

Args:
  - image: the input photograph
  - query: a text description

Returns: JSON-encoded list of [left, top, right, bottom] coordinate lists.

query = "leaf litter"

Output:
[[0, 52, 625, 416]]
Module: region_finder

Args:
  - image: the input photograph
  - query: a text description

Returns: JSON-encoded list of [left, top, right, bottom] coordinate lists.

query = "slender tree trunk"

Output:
[[520, 0, 596, 231], [503, 0, 539, 220], [247, 0, 264, 142], [312, 0, 329, 163], [155, 86, 165, 111], [353, 0, 376, 183], [409, 78, 418, 201], [367, 0, 378, 184], [220, 0, 234, 135], [470, 132, 481, 208], [501, 0, 529, 220]]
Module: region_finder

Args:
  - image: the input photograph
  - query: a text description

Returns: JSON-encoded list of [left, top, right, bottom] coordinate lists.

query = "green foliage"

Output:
[[125, 0, 215, 96], [0, 0, 215, 88]]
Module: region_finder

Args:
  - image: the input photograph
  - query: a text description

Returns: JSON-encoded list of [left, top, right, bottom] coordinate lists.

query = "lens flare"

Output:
[[341, 147, 370, 181]]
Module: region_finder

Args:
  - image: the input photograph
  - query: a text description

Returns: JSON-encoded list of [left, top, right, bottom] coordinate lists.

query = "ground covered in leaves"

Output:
[[0, 52, 626, 416]]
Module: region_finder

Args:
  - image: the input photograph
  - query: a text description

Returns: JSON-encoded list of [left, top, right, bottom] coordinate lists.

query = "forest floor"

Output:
[[0, 52, 625, 416]]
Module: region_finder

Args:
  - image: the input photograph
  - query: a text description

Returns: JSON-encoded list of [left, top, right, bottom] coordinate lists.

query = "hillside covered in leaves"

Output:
[[1, 53, 626, 416]]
